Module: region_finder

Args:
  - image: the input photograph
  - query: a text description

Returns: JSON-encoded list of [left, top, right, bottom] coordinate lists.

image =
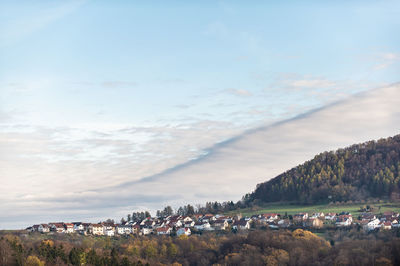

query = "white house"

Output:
[[73, 222, 85, 232], [89, 224, 104, 235], [117, 224, 132, 235], [294, 213, 308, 222], [50, 223, 66, 233], [335, 215, 352, 227], [156, 226, 171, 235], [194, 221, 210, 230], [64, 223, 75, 233], [233, 220, 250, 230], [105, 229, 115, 237], [364, 218, 380, 231], [261, 213, 279, 223], [325, 213, 337, 220], [212, 220, 228, 230], [141, 227, 153, 235], [38, 224, 50, 233]]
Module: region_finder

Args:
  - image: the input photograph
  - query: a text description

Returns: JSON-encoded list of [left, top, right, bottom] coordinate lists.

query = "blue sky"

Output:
[[1, 0, 400, 229]]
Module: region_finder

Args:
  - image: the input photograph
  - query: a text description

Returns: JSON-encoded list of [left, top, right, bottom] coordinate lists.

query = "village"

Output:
[[26, 209, 400, 237]]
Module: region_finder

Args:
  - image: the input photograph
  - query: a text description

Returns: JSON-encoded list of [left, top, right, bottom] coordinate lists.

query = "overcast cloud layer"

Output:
[[1, 83, 399, 229]]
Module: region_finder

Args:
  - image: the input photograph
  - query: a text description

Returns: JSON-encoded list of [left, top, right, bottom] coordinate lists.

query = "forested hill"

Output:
[[246, 134, 400, 205]]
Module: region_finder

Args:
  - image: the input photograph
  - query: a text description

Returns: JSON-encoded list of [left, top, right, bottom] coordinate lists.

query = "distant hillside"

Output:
[[246, 134, 400, 205]]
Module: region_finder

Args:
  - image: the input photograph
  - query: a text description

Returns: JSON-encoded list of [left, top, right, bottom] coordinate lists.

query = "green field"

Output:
[[226, 201, 400, 217]]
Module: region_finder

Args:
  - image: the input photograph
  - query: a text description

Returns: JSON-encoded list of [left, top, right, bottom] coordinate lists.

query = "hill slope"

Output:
[[246, 134, 400, 204]]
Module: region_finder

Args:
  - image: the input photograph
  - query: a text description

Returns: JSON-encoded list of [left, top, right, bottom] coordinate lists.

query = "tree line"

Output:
[[2, 228, 400, 265], [247, 134, 400, 205]]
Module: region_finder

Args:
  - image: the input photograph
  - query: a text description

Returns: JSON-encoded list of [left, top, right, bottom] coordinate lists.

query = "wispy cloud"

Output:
[[0, 1, 86, 47], [101, 81, 137, 88], [224, 88, 253, 97], [372, 52, 400, 71], [290, 79, 336, 89]]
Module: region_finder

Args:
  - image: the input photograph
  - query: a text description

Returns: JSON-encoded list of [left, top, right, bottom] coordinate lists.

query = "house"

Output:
[[116, 224, 132, 235], [73, 222, 90, 232], [360, 213, 376, 221], [38, 224, 50, 233], [105, 229, 115, 237], [212, 219, 228, 230], [310, 213, 325, 219], [102, 222, 116, 233], [156, 226, 172, 235], [194, 221, 211, 230], [64, 223, 75, 233], [50, 223, 66, 233], [305, 218, 324, 228], [182, 216, 193, 222], [232, 219, 250, 230], [278, 219, 291, 228], [363, 218, 380, 231], [31, 225, 40, 232], [141, 220, 156, 228], [325, 213, 337, 220], [167, 217, 182, 228], [74, 223, 90, 234], [383, 211, 399, 218], [184, 221, 195, 228], [336, 215, 352, 227], [261, 213, 279, 223], [294, 213, 308, 222], [141, 227, 153, 235], [89, 224, 104, 235], [218, 216, 233, 223], [177, 227, 191, 236], [202, 214, 216, 222], [132, 224, 140, 235], [381, 221, 392, 230]]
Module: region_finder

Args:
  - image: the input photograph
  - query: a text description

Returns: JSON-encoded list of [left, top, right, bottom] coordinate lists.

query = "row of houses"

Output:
[[26, 214, 251, 237], [26, 210, 400, 237], [250, 211, 400, 230]]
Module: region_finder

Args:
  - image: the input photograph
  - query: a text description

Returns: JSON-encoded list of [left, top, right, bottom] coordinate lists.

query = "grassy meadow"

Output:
[[226, 201, 400, 217]]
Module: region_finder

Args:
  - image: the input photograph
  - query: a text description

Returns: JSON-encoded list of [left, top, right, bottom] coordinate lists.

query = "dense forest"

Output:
[[247, 134, 400, 205], [2, 228, 400, 266]]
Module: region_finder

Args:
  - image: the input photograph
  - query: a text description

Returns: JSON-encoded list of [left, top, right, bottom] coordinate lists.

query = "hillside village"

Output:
[[26, 209, 400, 237]]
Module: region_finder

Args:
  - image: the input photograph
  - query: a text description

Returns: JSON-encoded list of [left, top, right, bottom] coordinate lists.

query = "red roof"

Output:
[[156, 226, 171, 232]]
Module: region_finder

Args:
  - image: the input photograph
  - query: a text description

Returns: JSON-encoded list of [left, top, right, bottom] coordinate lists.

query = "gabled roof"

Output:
[[91, 224, 104, 228], [51, 223, 64, 228], [156, 226, 171, 232], [262, 213, 279, 217]]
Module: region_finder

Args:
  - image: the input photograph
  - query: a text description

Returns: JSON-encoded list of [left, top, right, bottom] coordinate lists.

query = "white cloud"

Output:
[[1, 83, 400, 229], [224, 88, 253, 97], [290, 79, 336, 88], [372, 52, 400, 71], [101, 81, 137, 88]]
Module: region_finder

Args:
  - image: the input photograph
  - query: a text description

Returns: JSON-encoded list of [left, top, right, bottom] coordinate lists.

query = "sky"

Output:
[[1, 0, 400, 229]]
